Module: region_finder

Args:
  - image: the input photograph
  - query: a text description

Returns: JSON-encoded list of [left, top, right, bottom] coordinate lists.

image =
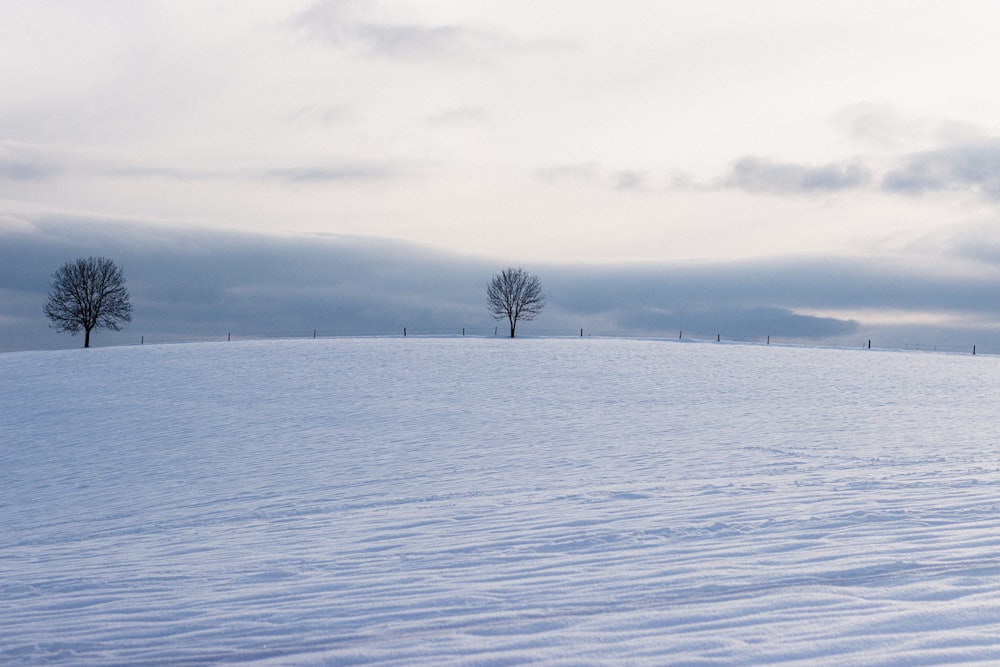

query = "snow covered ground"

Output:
[[3, 337, 1000, 665]]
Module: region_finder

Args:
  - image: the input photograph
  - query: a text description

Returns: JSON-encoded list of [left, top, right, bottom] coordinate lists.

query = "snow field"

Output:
[[2, 337, 1000, 665]]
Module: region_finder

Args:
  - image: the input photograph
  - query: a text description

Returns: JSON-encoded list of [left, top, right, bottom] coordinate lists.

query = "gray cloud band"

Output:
[[3, 218, 998, 352]]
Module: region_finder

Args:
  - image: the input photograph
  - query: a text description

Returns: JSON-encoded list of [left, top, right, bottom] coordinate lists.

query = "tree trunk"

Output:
[[84, 327, 91, 348], [509, 316, 516, 338]]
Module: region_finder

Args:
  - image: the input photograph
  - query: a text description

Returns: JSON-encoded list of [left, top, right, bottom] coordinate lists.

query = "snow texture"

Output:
[[2, 337, 1000, 665]]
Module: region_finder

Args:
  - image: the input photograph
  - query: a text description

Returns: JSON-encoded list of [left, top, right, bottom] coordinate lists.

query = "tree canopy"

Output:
[[487, 267, 545, 338], [44, 256, 132, 347]]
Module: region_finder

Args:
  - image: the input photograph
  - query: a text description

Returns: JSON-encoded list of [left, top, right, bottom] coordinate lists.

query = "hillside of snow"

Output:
[[3, 337, 1000, 665]]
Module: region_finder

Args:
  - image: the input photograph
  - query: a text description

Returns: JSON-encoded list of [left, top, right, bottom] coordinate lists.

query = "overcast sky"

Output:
[[2, 1, 1000, 351]]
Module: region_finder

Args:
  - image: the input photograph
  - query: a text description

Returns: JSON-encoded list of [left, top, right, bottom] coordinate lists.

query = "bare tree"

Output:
[[44, 256, 133, 348], [487, 267, 545, 338]]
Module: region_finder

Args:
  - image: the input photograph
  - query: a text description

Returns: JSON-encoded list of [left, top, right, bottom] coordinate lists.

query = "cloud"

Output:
[[614, 171, 647, 191], [0, 160, 53, 181], [835, 102, 988, 151], [108, 163, 395, 185], [618, 306, 858, 340], [0, 215, 37, 234], [882, 139, 1000, 199], [0, 141, 394, 186], [835, 102, 914, 150], [293, 0, 462, 57], [352, 23, 477, 60], [292, 0, 568, 62], [542, 256, 1000, 330], [4, 218, 999, 352], [263, 164, 393, 184], [721, 120, 1000, 201], [922, 220, 1000, 268], [537, 163, 656, 193], [0, 142, 58, 181], [724, 156, 873, 194], [719, 138, 1000, 202], [105, 166, 222, 181], [541, 156, 876, 197], [0, 218, 491, 350], [63, 162, 392, 185], [536, 163, 600, 183]]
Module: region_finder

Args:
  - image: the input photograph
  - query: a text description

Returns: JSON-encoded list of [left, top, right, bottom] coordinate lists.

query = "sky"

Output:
[[2, 1, 1000, 351]]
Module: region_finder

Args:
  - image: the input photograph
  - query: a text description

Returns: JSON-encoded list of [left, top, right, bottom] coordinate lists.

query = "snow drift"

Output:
[[2, 337, 1000, 665]]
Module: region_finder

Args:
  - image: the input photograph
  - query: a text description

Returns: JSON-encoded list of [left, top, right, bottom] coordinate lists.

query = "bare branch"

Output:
[[44, 256, 132, 347], [486, 267, 545, 337]]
